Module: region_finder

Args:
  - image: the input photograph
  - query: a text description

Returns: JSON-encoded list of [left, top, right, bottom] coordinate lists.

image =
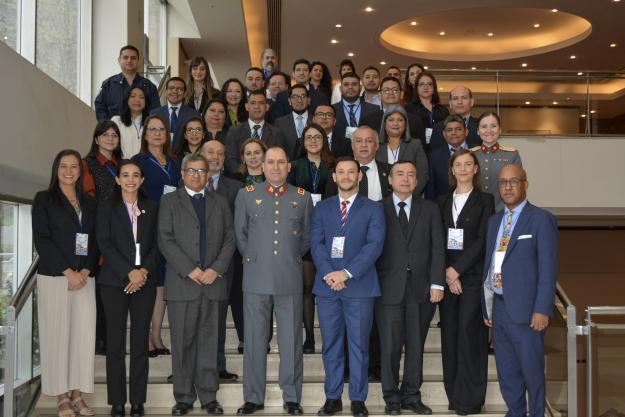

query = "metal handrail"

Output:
[[9, 254, 39, 316], [155, 65, 171, 97]]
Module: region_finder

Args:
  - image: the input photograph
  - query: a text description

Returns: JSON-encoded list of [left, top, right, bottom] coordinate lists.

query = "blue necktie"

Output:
[[296, 115, 304, 138]]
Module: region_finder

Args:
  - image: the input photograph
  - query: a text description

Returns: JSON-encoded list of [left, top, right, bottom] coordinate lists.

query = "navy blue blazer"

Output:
[[332, 99, 379, 139], [481, 202, 558, 323], [311, 195, 385, 299], [269, 86, 330, 122], [425, 145, 452, 201], [150, 104, 201, 148]]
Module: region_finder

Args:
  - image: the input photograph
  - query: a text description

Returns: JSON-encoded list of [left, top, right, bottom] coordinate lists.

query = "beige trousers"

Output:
[[37, 274, 96, 396]]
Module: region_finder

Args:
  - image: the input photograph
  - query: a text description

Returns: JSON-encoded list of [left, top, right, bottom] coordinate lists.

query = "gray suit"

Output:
[[224, 122, 285, 176], [234, 182, 313, 404], [375, 138, 429, 196], [274, 112, 310, 161], [158, 188, 235, 405]]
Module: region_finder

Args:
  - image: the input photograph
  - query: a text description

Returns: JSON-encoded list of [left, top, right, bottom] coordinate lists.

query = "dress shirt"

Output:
[[168, 102, 182, 115], [124, 200, 139, 241], [338, 191, 358, 216], [247, 119, 265, 137], [207, 173, 221, 191], [362, 160, 382, 201], [326, 131, 334, 148], [341, 99, 362, 126], [386, 144, 401, 164], [451, 188, 472, 226], [363, 93, 381, 107], [448, 141, 468, 154], [292, 111, 309, 133], [185, 186, 205, 198]]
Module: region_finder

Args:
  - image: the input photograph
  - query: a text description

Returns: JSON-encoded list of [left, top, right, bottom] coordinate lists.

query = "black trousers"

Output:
[[439, 279, 488, 413], [229, 251, 244, 342], [376, 272, 435, 404], [101, 284, 156, 406]]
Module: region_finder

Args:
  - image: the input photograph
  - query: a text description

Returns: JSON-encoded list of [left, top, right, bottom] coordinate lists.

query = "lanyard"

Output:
[[308, 160, 320, 193], [104, 163, 117, 179], [427, 109, 434, 127], [132, 119, 141, 139], [148, 156, 172, 182], [343, 100, 361, 119], [389, 145, 400, 163]]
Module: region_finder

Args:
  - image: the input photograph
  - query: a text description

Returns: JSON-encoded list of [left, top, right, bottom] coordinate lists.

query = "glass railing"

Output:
[[144, 64, 171, 107]]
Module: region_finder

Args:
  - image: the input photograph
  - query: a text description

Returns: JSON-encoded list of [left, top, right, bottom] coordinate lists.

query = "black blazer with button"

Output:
[[437, 189, 495, 283], [96, 196, 159, 288], [32, 190, 99, 276]]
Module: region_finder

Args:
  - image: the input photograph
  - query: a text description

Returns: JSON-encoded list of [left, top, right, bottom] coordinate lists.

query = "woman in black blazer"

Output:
[[437, 149, 495, 415], [32, 149, 98, 417], [96, 160, 159, 417]]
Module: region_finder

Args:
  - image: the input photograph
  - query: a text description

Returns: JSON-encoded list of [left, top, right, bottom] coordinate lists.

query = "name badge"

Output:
[[447, 228, 464, 250], [331, 236, 345, 258], [425, 128, 433, 144], [163, 185, 176, 194], [311, 193, 322, 206], [135, 243, 141, 266], [345, 126, 358, 139], [75, 233, 89, 256]]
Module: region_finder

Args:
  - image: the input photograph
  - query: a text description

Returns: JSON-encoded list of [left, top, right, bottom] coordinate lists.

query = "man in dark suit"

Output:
[[376, 160, 445, 415], [482, 165, 558, 417], [332, 73, 379, 140], [150, 77, 200, 148], [325, 126, 391, 201], [429, 86, 481, 151], [311, 157, 386, 417], [312, 104, 353, 158], [224, 90, 285, 176], [360, 76, 426, 148], [158, 154, 236, 416], [425, 115, 470, 201], [274, 84, 311, 160], [200, 140, 244, 381]]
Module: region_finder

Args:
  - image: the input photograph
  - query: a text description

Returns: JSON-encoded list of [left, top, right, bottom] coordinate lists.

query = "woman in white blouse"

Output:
[[112, 86, 151, 159]]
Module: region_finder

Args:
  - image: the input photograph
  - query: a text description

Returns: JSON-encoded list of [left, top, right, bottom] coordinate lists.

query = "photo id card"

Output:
[[331, 236, 345, 258], [447, 228, 464, 250], [311, 193, 322, 206], [163, 185, 176, 194], [345, 126, 358, 139], [75, 233, 89, 256], [425, 128, 433, 144], [135, 243, 141, 266]]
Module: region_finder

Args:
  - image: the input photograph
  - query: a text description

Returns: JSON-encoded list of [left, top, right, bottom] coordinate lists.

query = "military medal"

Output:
[[291, 201, 299, 208], [256, 199, 263, 205]]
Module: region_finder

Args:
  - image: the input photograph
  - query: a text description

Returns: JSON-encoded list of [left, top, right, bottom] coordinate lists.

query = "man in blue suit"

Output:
[[150, 77, 200, 148], [311, 157, 386, 417], [482, 164, 558, 417]]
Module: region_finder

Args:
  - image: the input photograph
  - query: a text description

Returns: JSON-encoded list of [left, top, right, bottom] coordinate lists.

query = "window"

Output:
[[0, 0, 19, 51], [145, 0, 166, 67]]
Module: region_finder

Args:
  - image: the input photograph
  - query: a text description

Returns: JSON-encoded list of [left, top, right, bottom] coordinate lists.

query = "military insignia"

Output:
[[291, 201, 299, 208], [246, 185, 255, 192], [279, 185, 285, 193], [255, 199, 263, 205], [297, 187, 305, 196]]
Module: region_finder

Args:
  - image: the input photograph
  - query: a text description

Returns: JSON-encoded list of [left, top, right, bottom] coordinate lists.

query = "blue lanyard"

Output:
[[148, 156, 172, 182], [427, 110, 434, 127], [343, 100, 361, 120], [308, 160, 320, 193], [104, 163, 117, 179], [389, 145, 400, 163]]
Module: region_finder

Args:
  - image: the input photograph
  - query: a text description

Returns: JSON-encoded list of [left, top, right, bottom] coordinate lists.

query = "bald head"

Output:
[[351, 126, 379, 164], [449, 86, 474, 117], [200, 140, 226, 174], [498, 164, 528, 209]]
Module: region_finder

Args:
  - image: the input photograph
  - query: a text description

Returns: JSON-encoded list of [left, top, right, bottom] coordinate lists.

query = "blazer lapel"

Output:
[[344, 195, 363, 229], [504, 203, 533, 260], [116, 203, 136, 243], [456, 188, 479, 226], [177, 189, 198, 219], [442, 194, 454, 228], [406, 196, 422, 243]]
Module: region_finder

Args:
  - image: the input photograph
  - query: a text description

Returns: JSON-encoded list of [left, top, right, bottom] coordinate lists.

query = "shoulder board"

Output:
[[246, 185, 255, 192], [297, 187, 305, 196], [469, 146, 481, 152], [499, 145, 517, 152]]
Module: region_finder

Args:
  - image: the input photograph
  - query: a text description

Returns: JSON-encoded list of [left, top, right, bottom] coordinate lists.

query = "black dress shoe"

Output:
[[172, 402, 193, 416], [455, 407, 481, 416], [350, 401, 368, 417], [303, 340, 315, 354], [384, 403, 400, 415], [219, 370, 239, 381], [130, 404, 144, 417], [148, 349, 159, 358], [317, 399, 342, 416], [284, 402, 303, 415], [111, 405, 125, 417], [237, 402, 264, 415], [401, 400, 432, 415], [205, 400, 224, 415], [156, 347, 171, 355]]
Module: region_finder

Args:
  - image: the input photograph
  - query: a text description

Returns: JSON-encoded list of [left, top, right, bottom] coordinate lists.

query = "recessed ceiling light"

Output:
[[347, 52, 354, 57], [551, 8, 559, 12], [581, 114, 587, 118], [570, 55, 577, 59], [533, 23, 540, 28], [471, 67, 477, 70], [410, 21, 417, 26], [578, 72, 584, 75], [525, 101, 531, 105], [553, 101, 558, 105], [521, 63, 528, 67], [487, 32, 494, 37], [380, 61, 386, 65], [610, 43, 617, 47], [364, 6, 374, 12], [423, 66, 429, 70], [335, 24, 342, 28], [613, 0, 620, 2], [439, 87, 444, 90], [330, 39, 338, 44], [590, 110, 597, 114], [439, 31, 446, 36]]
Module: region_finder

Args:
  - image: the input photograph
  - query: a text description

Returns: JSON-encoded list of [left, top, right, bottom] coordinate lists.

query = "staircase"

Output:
[[34, 308, 510, 416]]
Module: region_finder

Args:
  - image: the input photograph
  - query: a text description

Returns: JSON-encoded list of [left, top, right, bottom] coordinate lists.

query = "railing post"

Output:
[[3, 306, 17, 417], [566, 305, 578, 417], [585, 307, 593, 417]]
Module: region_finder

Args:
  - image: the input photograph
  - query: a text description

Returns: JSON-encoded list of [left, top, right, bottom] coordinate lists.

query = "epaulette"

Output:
[[246, 185, 255, 192], [469, 146, 481, 152], [297, 187, 305, 196], [499, 145, 517, 152]]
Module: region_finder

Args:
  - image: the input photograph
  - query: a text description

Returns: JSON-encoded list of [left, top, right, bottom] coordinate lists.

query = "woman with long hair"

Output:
[[310, 61, 333, 98], [402, 63, 425, 105], [173, 116, 207, 161], [33, 149, 98, 417], [405, 72, 450, 144], [222, 78, 248, 127], [237, 138, 268, 186], [185, 56, 221, 115], [82, 120, 122, 201], [111, 86, 151, 158], [203, 99, 229, 142]]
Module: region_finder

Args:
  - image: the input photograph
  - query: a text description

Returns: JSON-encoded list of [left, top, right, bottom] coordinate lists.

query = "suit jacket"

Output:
[[481, 202, 558, 323], [311, 195, 385, 299], [224, 121, 285, 176], [32, 191, 99, 276], [437, 190, 494, 282], [150, 104, 201, 148], [158, 188, 235, 301], [429, 116, 481, 151], [404, 101, 450, 130], [274, 112, 311, 161], [287, 158, 332, 197], [332, 99, 379, 139], [375, 139, 429, 195], [376, 195, 445, 305], [425, 145, 453, 201], [360, 109, 427, 149], [96, 197, 159, 287], [328, 130, 353, 158], [324, 160, 392, 200], [215, 174, 242, 214], [269, 86, 329, 122]]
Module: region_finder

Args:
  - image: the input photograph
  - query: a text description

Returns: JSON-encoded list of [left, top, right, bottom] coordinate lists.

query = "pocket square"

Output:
[[518, 234, 533, 240]]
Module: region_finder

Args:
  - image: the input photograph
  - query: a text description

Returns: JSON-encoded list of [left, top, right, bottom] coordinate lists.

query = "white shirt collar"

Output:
[[185, 186, 204, 197], [248, 119, 266, 130]]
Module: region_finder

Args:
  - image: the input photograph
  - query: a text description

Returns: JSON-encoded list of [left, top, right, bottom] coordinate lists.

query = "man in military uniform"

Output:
[[234, 146, 313, 416], [471, 143, 522, 212]]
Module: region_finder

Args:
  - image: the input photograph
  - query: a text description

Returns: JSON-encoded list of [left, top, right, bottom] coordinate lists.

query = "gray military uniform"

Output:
[[471, 143, 522, 212], [234, 182, 313, 404]]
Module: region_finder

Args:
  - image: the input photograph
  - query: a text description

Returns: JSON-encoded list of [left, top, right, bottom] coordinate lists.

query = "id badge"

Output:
[[75, 233, 89, 256], [447, 228, 464, 250], [163, 185, 176, 194], [345, 126, 358, 139], [311, 193, 322, 206], [425, 128, 433, 144], [135, 243, 141, 266], [331, 236, 345, 258]]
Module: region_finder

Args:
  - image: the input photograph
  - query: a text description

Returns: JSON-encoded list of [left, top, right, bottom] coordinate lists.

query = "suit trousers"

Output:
[[375, 272, 435, 404], [37, 275, 96, 396], [243, 292, 303, 404], [168, 294, 220, 405], [229, 251, 244, 343], [100, 284, 156, 405], [492, 295, 546, 417], [317, 296, 375, 402], [439, 280, 488, 412]]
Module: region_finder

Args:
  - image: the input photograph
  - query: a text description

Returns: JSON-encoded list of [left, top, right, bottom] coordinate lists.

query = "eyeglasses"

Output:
[[290, 94, 308, 101], [226, 89, 242, 94], [186, 127, 204, 134], [167, 86, 185, 92], [248, 100, 266, 106], [314, 112, 334, 119], [147, 127, 166, 134], [497, 179, 526, 187], [304, 134, 323, 142], [184, 168, 208, 176], [381, 87, 400, 94], [418, 82, 433, 88]]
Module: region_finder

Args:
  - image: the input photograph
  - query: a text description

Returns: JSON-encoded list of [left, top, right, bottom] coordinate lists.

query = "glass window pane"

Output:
[[0, 0, 19, 51], [146, 0, 164, 66], [35, 0, 79, 96]]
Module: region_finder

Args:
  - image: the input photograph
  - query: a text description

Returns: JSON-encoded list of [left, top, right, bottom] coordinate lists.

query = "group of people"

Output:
[[32, 44, 558, 417]]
